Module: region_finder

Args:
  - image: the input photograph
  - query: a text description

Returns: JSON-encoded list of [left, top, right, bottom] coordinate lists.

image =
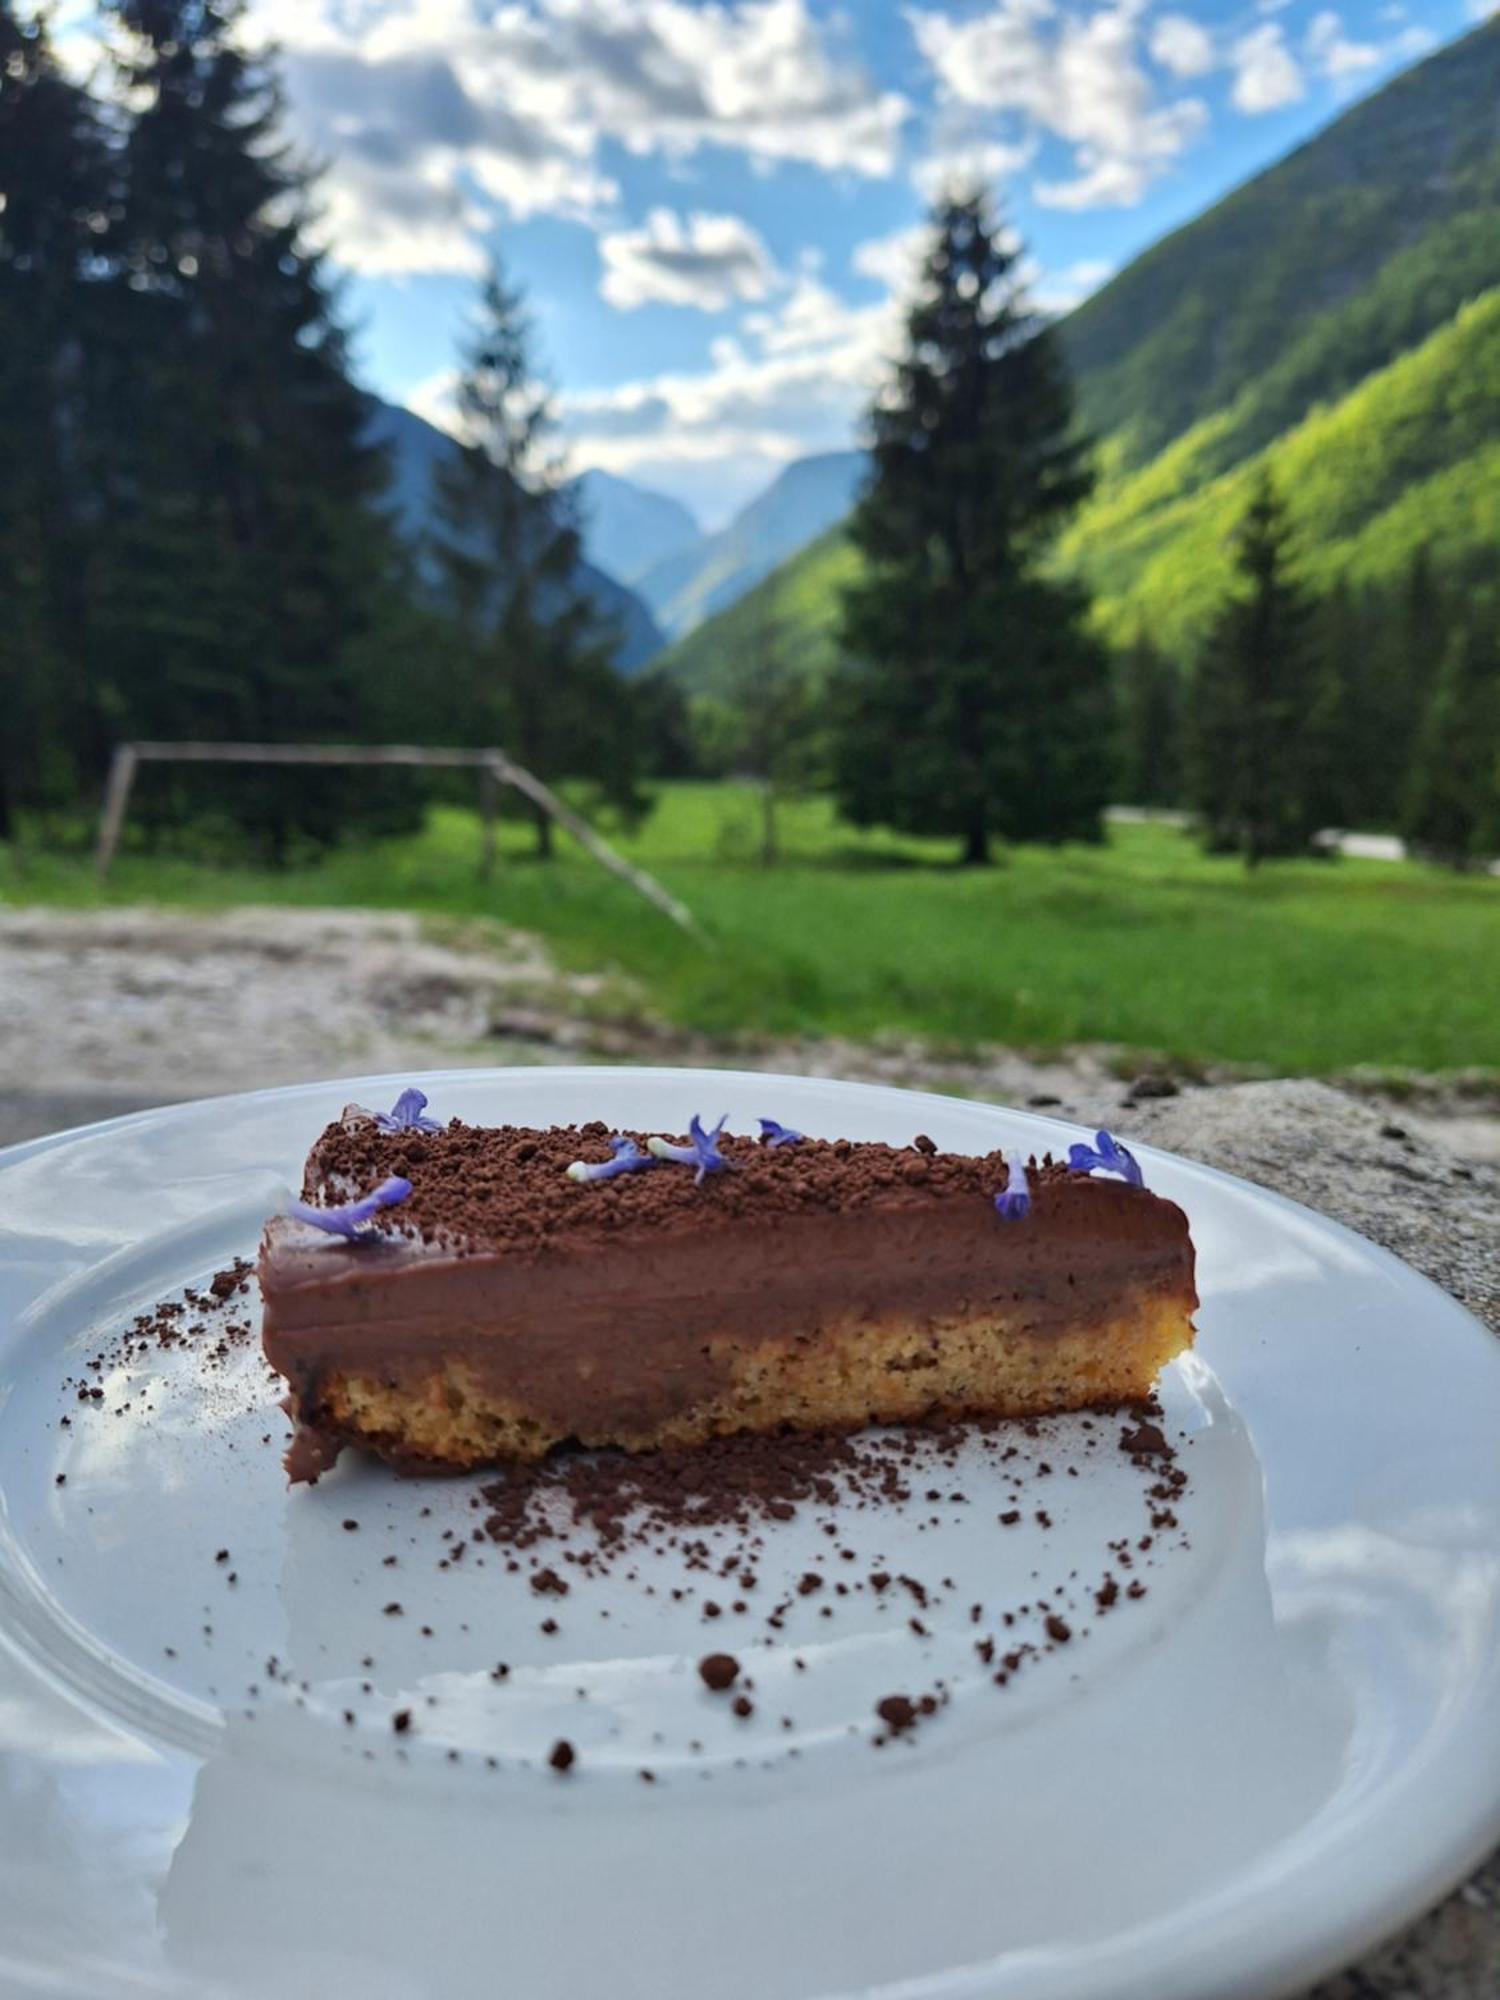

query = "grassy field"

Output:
[[3, 783, 1497, 1076]]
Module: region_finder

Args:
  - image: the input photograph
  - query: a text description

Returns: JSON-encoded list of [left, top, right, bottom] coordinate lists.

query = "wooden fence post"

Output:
[[478, 759, 500, 881], [95, 744, 140, 880]]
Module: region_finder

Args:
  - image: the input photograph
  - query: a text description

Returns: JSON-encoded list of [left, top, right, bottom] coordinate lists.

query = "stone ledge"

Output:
[[1116, 1080, 1499, 2000]]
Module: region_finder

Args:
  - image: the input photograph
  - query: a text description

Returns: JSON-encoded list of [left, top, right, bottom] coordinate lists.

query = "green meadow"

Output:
[[4, 784, 1497, 1078]]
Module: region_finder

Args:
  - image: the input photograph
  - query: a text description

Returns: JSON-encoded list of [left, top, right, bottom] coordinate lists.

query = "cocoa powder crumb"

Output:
[[876, 1694, 916, 1734]]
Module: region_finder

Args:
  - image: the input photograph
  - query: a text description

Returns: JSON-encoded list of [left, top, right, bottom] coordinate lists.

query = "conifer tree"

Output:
[[719, 593, 821, 865], [96, 0, 398, 858], [431, 263, 642, 857], [1401, 615, 1500, 866], [0, 3, 108, 834], [1355, 549, 1445, 828], [1186, 473, 1320, 864], [1115, 633, 1182, 807], [833, 192, 1110, 864], [1303, 580, 1365, 832]]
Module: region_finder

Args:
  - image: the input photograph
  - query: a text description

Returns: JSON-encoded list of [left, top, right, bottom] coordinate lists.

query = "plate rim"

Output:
[[1, 1062, 1498, 2000]]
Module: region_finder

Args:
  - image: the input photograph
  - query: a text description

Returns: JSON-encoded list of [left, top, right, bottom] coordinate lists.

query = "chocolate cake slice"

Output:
[[259, 1100, 1197, 1480]]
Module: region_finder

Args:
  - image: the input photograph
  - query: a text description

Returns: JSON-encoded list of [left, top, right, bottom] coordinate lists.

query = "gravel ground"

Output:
[[2, 903, 1495, 1157], [2, 904, 1496, 1994]]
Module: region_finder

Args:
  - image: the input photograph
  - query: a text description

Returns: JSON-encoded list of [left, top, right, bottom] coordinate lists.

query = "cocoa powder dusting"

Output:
[[298, 1117, 1065, 1256]]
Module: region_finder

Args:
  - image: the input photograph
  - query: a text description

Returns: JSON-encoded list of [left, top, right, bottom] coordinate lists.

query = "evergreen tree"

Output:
[[833, 192, 1110, 864], [1303, 580, 1366, 832], [96, 0, 401, 859], [431, 264, 642, 857], [1186, 473, 1320, 864], [1400, 613, 1500, 866], [631, 671, 700, 780], [0, 4, 108, 835], [1356, 549, 1445, 829], [719, 593, 821, 865], [1115, 633, 1182, 807]]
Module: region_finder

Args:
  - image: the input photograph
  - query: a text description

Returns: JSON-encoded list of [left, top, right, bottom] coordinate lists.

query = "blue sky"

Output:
[[90, 0, 1487, 526]]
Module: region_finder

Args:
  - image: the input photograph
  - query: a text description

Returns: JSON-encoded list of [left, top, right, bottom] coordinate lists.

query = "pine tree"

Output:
[[833, 192, 1110, 864], [431, 264, 642, 858], [0, 4, 109, 836], [1401, 614, 1500, 866], [1115, 633, 1182, 808], [719, 593, 821, 865], [631, 671, 700, 780], [1303, 580, 1366, 833], [95, 0, 400, 859], [1186, 473, 1320, 865], [1356, 549, 1445, 829]]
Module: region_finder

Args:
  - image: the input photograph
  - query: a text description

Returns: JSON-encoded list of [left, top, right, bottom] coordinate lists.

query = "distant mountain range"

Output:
[[660, 19, 1500, 689], [364, 400, 665, 674], [567, 468, 702, 589], [633, 450, 866, 641], [365, 400, 868, 671]]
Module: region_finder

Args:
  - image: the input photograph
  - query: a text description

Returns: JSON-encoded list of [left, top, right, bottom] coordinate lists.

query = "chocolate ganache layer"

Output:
[[260, 1115, 1198, 1472]]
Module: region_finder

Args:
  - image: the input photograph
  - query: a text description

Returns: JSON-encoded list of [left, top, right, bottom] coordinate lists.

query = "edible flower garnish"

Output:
[[647, 1114, 732, 1184], [1067, 1129, 1144, 1189], [287, 1176, 412, 1239], [757, 1118, 803, 1147], [373, 1087, 442, 1134], [993, 1152, 1032, 1221], [566, 1136, 657, 1184]]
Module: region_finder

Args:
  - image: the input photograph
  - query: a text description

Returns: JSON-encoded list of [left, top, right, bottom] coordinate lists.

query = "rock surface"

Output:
[[1123, 1080, 1500, 2000]]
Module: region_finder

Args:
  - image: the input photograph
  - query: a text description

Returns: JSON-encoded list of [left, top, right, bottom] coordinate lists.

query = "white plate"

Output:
[[0, 1067, 1497, 2000]]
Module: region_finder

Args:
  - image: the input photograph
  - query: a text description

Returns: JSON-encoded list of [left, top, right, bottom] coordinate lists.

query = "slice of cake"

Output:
[[259, 1095, 1197, 1480]]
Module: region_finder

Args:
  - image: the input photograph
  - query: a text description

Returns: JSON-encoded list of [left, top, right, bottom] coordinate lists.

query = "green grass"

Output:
[[5, 785, 1498, 1075]]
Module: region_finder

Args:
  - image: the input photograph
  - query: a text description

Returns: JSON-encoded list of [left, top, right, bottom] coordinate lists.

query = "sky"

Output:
[[68, 0, 1489, 528]]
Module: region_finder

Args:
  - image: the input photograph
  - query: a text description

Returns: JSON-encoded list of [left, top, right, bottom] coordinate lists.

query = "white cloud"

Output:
[[407, 368, 463, 437], [1305, 10, 1380, 79], [249, 0, 908, 276], [599, 209, 777, 311], [911, 0, 1208, 211], [911, 133, 1038, 203], [562, 272, 902, 518], [1149, 13, 1216, 77], [1231, 22, 1305, 111], [1032, 255, 1114, 311], [850, 224, 929, 295], [1390, 21, 1437, 51]]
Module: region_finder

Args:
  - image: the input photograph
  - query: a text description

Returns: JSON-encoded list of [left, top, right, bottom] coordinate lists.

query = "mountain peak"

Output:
[[634, 448, 866, 640]]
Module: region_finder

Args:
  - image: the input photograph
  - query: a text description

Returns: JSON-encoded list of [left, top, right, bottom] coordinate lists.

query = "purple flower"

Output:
[[647, 1113, 732, 1184], [566, 1136, 658, 1184], [993, 1152, 1032, 1221], [757, 1118, 803, 1147], [373, 1088, 442, 1135], [287, 1176, 412, 1240], [1067, 1129, 1145, 1189]]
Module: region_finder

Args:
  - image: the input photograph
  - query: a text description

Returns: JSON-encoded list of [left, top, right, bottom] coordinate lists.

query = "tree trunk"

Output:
[[961, 819, 991, 866], [533, 801, 554, 860]]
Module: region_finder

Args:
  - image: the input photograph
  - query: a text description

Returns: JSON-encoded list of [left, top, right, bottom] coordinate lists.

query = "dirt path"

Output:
[[2, 904, 1494, 1158]]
